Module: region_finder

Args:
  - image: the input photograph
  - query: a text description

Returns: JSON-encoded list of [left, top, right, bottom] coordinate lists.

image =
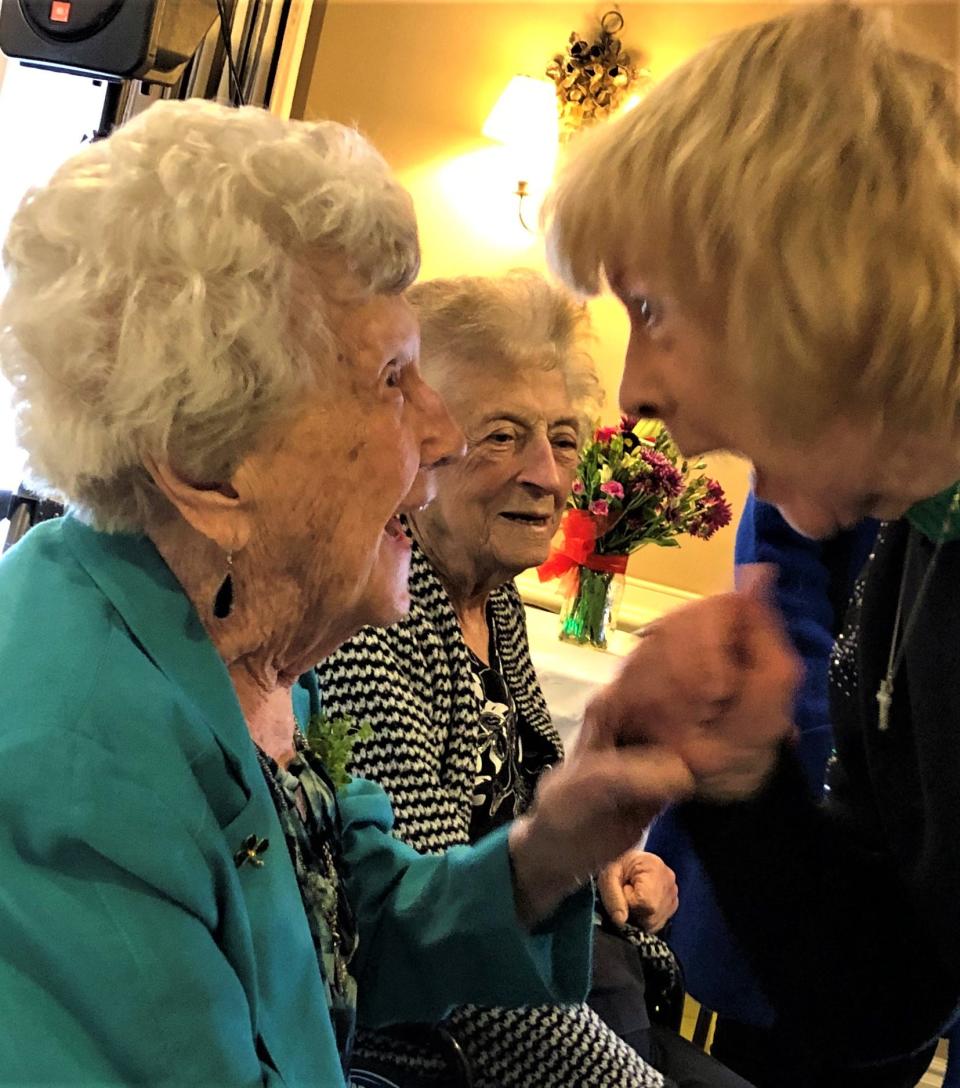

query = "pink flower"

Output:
[[594, 426, 619, 444], [571, 479, 585, 495], [600, 481, 625, 500], [589, 499, 610, 517]]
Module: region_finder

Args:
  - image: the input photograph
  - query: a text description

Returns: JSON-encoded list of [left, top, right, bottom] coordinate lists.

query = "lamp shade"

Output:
[[482, 75, 558, 151]]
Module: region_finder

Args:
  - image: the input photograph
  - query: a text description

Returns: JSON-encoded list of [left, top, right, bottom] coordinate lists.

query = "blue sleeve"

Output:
[[647, 493, 841, 1024], [740, 498, 837, 788], [339, 777, 594, 1028], [733, 489, 760, 565]]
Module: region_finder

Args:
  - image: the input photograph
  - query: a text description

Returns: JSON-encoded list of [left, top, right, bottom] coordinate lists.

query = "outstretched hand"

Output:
[[509, 570, 799, 928], [581, 568, 801, 802], [508, 746, 694, 927]]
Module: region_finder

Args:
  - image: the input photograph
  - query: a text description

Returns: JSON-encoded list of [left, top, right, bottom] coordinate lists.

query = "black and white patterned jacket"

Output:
[[319, 543, 678, 1088]]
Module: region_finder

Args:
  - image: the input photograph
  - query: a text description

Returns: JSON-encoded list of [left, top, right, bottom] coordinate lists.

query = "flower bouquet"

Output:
[[538, 417, 732, 649]]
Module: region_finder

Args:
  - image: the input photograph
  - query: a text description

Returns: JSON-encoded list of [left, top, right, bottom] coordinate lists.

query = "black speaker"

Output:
[[0, 0, 219, 84]]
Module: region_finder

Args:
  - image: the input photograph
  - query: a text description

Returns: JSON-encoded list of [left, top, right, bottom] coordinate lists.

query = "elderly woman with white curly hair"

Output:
[[321, 270, 752, 1088], [0, 100, 693, 1086]]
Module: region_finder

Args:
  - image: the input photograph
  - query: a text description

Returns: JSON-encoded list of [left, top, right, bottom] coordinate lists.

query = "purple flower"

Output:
[[662, 503, 683, 526], [706, 497, 733, 531], [690, 489, 733, 539], [639, 448, 684, 497], [589, 499, 610, 517], [600, 480, 625, 500]]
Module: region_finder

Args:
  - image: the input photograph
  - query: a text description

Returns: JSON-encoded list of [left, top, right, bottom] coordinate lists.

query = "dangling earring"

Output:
[[213, 552, 234, 619]]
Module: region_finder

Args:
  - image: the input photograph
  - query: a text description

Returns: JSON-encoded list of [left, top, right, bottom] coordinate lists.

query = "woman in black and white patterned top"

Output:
[[320, 271, 753, 1088]]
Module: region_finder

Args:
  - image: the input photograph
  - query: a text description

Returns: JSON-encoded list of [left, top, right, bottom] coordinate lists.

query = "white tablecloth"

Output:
[[523, 604, 639, 749]]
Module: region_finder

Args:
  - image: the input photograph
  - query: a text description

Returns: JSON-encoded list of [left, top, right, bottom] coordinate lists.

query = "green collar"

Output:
[[907, 480, 960, 542]]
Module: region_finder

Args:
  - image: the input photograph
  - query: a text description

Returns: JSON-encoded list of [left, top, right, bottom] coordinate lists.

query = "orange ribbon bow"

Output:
[[538, 509, 628, 594]]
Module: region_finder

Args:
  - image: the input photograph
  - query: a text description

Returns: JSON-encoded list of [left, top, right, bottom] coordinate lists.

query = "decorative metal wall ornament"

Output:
[[546, 10, 649, 140]]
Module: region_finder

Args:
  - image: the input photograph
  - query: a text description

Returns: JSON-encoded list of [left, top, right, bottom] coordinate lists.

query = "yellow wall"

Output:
[[301, 1, 957, 596]]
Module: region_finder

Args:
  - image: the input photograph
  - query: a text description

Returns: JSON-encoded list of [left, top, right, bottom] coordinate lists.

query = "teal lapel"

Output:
[[907, 480, 960, 543], [60, 517, 258, 782], [60, 517, 338, 1082]]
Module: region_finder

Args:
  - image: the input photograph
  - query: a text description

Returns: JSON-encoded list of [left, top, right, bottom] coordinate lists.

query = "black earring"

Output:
[[213, 552, 233, 619]]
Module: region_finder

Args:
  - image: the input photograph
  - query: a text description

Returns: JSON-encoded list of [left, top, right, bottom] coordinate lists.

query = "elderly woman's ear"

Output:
[[143, 454, 252, 556]]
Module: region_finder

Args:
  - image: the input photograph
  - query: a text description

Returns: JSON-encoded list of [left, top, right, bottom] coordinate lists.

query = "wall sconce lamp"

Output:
[[482, 75, 559, 231]]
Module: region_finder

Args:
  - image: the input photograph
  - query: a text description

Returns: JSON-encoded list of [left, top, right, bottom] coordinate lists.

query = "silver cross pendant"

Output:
[[876, 678, 893, 732]]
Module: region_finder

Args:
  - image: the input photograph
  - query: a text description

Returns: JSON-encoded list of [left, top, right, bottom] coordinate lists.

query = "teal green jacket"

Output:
[[0, 518, 591, 1086]]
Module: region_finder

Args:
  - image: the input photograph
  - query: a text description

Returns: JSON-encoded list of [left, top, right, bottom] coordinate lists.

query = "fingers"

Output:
[[735, 582, 801, 720], [577, 586, 799, 806], [625, 886, 655, 924], [680, 596, 748, 708], [625, 856, 679, 932], [734, 561, 777, 598], [738, 591, 803, 703], [599, 594, 750, 749], [598, 746, 697, 809], [509, 748, 694, 929], [623, 851, 671, 883], [638, 883, 679, 933], [616, 847, 649, 877], [577, 692, 614, 754], [597, 861, 629, 926], [535, 746, 695, 826]]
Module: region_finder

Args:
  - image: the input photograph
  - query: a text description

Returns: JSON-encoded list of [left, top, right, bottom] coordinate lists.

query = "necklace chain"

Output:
[[876, 487, 960, 731]]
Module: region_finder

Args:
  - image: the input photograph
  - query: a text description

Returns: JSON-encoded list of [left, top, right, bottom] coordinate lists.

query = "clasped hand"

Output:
[[509, 566, 800, 926], [598, 850, 678, 932]]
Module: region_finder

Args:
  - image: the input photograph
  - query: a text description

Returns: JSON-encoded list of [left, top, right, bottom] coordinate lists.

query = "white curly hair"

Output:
[[544, 5, 959, 442], [408, 269, 602, 441], [0, 98, 420, 530]]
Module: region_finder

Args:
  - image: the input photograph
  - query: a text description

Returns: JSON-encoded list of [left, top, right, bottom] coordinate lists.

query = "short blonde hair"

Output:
[[1, 99, 419, 530], [544, 5, 959, 440], [408, 269, 601, 437]]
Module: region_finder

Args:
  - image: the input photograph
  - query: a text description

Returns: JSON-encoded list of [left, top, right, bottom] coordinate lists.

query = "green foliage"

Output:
[[560, 566, 617, 649], [305, 710, 374, 790]]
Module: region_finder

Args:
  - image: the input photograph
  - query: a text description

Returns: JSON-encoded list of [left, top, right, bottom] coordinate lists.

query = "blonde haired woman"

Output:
[[544, 6, 960, 1086]]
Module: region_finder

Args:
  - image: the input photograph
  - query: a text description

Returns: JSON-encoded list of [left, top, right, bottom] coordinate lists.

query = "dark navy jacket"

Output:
[[645, 493, 876, 1026]]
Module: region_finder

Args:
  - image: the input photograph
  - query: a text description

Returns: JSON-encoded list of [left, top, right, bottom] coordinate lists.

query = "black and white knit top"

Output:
[[319, 542, 676, 1088]]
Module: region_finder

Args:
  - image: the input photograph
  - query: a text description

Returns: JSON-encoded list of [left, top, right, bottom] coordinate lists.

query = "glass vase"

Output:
[[558, 566, 625, 650]]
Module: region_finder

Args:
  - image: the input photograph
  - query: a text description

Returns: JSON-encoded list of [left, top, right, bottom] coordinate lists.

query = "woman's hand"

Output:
[[598, 850, 678, 932], [508, 747, 694, 928], [582, 574, 802, 803]]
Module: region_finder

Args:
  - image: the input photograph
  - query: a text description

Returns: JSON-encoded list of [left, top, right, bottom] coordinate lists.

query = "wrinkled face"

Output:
[[414, 366, 580, 585], [237, 288, 463, 667], [613, 268, 960, 539]]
